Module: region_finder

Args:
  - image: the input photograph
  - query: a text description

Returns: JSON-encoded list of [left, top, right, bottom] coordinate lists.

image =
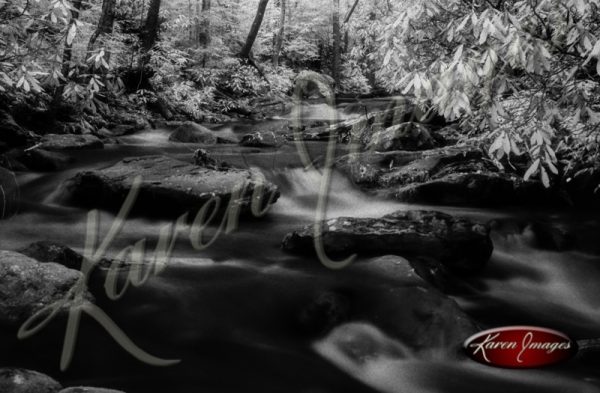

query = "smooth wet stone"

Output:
[[0, 251, 91, 327], [169, 122, 218, 144], [66, 155, 280, 217], [282, 210, 493, 273], [0, 369, 62, 393], [40, 134, 103, 151]]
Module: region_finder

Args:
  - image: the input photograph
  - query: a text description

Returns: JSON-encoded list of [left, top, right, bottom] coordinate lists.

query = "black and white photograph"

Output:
[[1, 0, 600, 392]]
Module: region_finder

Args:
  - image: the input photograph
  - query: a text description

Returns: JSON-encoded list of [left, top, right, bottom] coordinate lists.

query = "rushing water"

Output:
[[1, 107, 600, 392]]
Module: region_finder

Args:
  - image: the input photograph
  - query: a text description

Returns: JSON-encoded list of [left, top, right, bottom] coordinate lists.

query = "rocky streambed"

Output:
[[1, 99, 600, 393]]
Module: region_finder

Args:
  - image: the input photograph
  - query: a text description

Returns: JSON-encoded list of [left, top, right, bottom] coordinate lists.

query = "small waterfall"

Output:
[[269, 167, 408, 221]]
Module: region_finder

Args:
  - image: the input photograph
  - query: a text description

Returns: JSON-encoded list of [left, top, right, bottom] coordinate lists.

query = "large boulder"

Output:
[[337, 146, 485, 188], [65, 155, 280, 217], [40, 134, 103, 151], [282, 210, 493, 273], [169, 122, 218, 144], [0, 251, 92, 327], [0, 368, 62, 393], [337, 146, 562, 207]]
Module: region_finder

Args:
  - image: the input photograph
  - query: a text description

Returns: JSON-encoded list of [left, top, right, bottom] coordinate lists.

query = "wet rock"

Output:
[[0, 152, 28, 172], [366, 123, 436, 152], [0, 110, 39, 147], [40, 134, 104, 151], [337, 146, 483, 188], [59, 388, 126, 393], [348, 255, 426, 285], [52, 122, 87, 135], [298, 291, 351, 335], [66, 155, 280, 217], [193, 149, 229, 170], [391, 172, 556, 207], [0, 368, 62, 393], [19, 241, 85, 270], [527, 221, 576, 251], [109, 112, 151, 136], [0, 167, 20, 219], [0, 251, 91, 327], [15, 149, 72, 172], [19, 241, 130, 273], [169, 122, 218, 144], [240, 131, 286, 148], [282, 210, 493, 273], [315, 285, 477, 358], [338, 146, 562, 207]]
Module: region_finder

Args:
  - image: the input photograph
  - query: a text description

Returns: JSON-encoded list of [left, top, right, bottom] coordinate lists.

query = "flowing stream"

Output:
[[1, 103, 600, 393]]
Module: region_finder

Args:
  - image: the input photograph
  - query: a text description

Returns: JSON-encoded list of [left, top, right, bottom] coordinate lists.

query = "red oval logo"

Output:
[[464, 326, 577, 368]]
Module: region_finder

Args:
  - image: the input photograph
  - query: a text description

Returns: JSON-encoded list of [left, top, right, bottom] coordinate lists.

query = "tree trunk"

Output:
[[239, 0, 269, 59], [87, 0, 116, 55], [187, 0, 192, 41], [194, 0, 200, 44], [272, 0, 286, 67], [61, 0, 83, 78], [198, 0, 211, 66], [332, 0, 341, 87], [142, 0, 162, 53], [343, 0, 360, 24]]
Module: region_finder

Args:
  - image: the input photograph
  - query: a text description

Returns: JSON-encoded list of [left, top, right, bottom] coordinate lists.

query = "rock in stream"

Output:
[[0, 251, 92, 328], [282, 210, 493, 273], [66, 155, 280, 217]]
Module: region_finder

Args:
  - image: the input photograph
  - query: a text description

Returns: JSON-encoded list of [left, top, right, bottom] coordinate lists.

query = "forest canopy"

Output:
[[0, 0, 599, 190]]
